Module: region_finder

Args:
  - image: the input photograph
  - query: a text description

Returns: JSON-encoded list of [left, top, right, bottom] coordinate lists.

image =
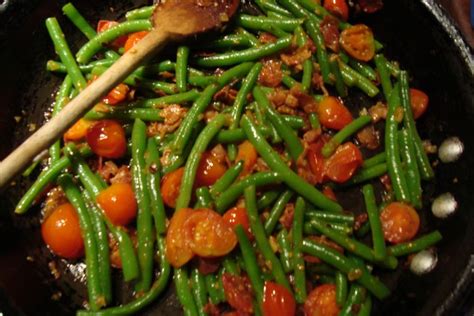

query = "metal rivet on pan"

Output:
[[410, 249, 438, 275], [432, 192, 458, 218], [438, 137, 464, 163]]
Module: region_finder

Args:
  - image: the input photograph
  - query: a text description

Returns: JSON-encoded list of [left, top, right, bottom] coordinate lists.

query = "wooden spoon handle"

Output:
[[0, 28, 170, 189]]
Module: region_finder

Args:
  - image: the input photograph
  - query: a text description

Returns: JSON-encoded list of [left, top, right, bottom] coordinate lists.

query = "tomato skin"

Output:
[[96, 182, 138, 226], [222, 273, 254, 314], [41, 203, 84, 259], [340, 24, 375, 62], [262, 281, 296, 316], [307, 137, 329, 184], [86, 120, 126, 158], [195, 152, 228, 187], [410, 88, 429, 119], [124, 31, 149, 52], [304, 284, 340, 316], [324, 0, 349, 21], [236, 140, 258, 176], [380, 202, 420, 244], [166, 208, 195, 268], [324, 142, 363, 183], [317, 96, 353, 130], [97, 20, 128, 49], [161, 167, 184, 208], [102, 83, 130, 105], [223, 207, 252, 239], [64, 118, 94, 141]]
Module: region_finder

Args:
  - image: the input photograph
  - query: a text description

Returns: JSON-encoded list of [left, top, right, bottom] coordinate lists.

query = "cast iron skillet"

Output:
[[0, 0, 473, 315]]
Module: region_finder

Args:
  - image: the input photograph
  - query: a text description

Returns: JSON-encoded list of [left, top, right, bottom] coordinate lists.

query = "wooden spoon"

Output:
[[0, 0, 239, 189]]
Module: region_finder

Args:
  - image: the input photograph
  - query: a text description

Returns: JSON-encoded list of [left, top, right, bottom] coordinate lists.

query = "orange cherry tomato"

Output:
[[41, 203, 84, 259], [223, 206, 252, 239], [236, 140, 258, 176], [262, 281, 296, 316], [183, 208, 237, 258], [410, 88, 429, 119], [96, 182, 138, 226], [380, 202, 420, 244], [304, 284, 340, 316], [323, 0, 349, 21], [124, 31, 149, 52], [86, 120, 126, 159], [195, 152, 228, 187], [97, 20, 129, 49], [64, 118, 94, 141], [102, 83, 130, 105], [340, 24, 375, 62], [222, 273, 254, 314], [307, 136, 329, 184], [316, 96, 353, 130], [165, 208, 195, 268], [161, 167, 184, 208], [324, 142, 363, 183]]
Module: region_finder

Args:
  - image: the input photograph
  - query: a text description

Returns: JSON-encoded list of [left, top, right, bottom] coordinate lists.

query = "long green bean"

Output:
[[293, 197, 307, 303], [209, 161, 244, 197], [399, 129, 422, 208], [335, 271, 348, 306], [125, 5, 155, 20], [264, 190, 293, 234], [190, 269, 208, 316], [339, 285, 367, 316], [176, 46, 190, 93], [362, 152, 386, 168], [388, 231, 442, 257], [363, 184, 387, 261], [277, 229, 294, 273], [305, 19, 331, 84], [236, 15, 303, 32]]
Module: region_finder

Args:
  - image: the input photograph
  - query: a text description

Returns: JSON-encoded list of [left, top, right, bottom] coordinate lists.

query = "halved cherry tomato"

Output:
[[322, 186, 337, 201], [161, 167, 184, 208], [86, 120, 126, 158], [41, 203, 84, 259], [183, 208, 237, 257], [64, 118, 94, 141], [222, 273, 254, 314], [195, 152, 228, 187], [307, 136, 329, 184], [316, 96, 353, 130], [102, 83, 130, 105], [236, 140, 258, 176], [324, 0, 349, 21], [380, 202, 420, 244], [96, 182, 137, 226], [223, 206, 252, 239], [124, 31, 149, 52], [165, 208, 195, 268], [324, 142, 363, 183], [340, 24, 375, 62], [304, 284, 340, 316], [97, 20, 128, 49], [262, 281, 296, 316], [410, 88, 429, 119]]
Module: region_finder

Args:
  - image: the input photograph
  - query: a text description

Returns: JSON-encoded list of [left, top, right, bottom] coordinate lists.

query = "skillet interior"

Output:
[[0, 0, 473, 314]]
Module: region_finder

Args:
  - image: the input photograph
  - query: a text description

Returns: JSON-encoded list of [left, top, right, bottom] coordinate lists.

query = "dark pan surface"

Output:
[[1, 0, 473, 315]]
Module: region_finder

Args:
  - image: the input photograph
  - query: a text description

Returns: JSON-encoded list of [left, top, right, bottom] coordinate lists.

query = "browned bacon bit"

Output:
[[204, 109, 219, 122], [43, 186, 67, 219], [354, 213, 368, 231], [160, 71, 175, 79], [204, 303, 221, 316], [304, 236, 344, 263], [368, 102, 387, 123], [197, 257, 221, 275], [297, 157, 318, 185], [422, 140, 438, 154], [380, 174, 392, 191], [357, 0, 384, 13], [290, 86, 318, 113], [303, 128, 322, 144], [280, 45, 313, 71], [311, 71, 324, 91], [279, 203, 295, 230], [258, 59, 283, 87], [357, 125, 380, 150], [110, 165, 132, 184], [214, 85, 238, 104], [258, 32, 278, 44], [320, 16, 340, 52], [147, 104, 187, 137], [222, 273, 254, 314], [210, 144, 229, 166], [97, 160, 118, 182]]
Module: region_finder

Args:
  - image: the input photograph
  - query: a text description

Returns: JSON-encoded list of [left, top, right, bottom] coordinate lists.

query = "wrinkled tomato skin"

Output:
[[195, 152, 228, 187], [324, 142, 363, 183], [317, 96, 353, 130], [324, 0, 349, 21], [161, 167, 184, 208], [380, 202, 420, 244], [340, 24, 375, 62], [304, 284, 340, 316], [236, 140, 258, 176], [64, 118, 94, 141], [96, 182, 138, 226], [410, 88, 429, 119], [124, 31, 149, 52], [165, 208, 195, 268], [222, 273, 254, 314], [307, 137, 328, 184], [262, 281, 296, 316], [102, 83, 129, 105], [223, 207, 252, 239], [86, 120, 126, 158]]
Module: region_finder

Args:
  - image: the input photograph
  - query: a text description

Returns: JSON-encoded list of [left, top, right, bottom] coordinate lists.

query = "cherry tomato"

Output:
[[322, 186, 337, 201], [324, 142, 363, 183], [324, 0, 349, 21], [41, 203, 84, 259], [102, 83, 130, 105], [307, 136, 329, 184], [96, 182, 138, 226], [223, 206, 252, 239], [304, 284, 340, 316], [236, 140, 258, 176], [222, 273, 254, 314], [316, 96, 353, 130], [358, 0, 384, 14], [340, 24, 375, 62], [262, 281, 296, 316], [161, 167, 184, 208], [410, 88, 429, 119], [86, 120, 126, 158], [183, 208, 237, 257], [124, 31, 149, 52], [380, 202, 420, 244], [165, 208, 195, 268], [97, 20, 128, 49], [64, 118, 94, 141], [195, 152, 228, 187]]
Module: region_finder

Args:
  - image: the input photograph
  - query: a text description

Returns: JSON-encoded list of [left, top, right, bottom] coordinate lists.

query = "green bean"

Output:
[[176, 46, 190, 92], [215, 172, 283, 213], [277, 0, 314, 19], [264, 190, 293, 234], [191, 269, 208, 316], [188, 74, 217, 88], [399, 71, 434, 180], [138, 79, 178, 95], [203, 34, 254, 50], [295, 25, 308, 47], [195, 36, 292, 67], [374, 54, 393, 100], [330, 58, 347, 97], [293, 197, 307, 303], [76, 20, 152, 64], [358, 294, 372, 316], [318, 275, 336, 284], [339, 285, 367, 316], [241, 115, 342, 212], [342, 163, 387, 187], [282, 74, 300, 88], [277, 229, 294, 273], [301, 239, 390, 300], [309, 263, 336, 275], [305, 211, 354, 225], [362, 152, 386, 168], [215, 127, 269, 143], [205, 274, 223, 305], [305, 19, 331, 84], [134, 90, 200, 108], [256, 0, 292, 16], [45, 18, 87, 91], [131, 119, 154, 293], [363, 184, 387, 261], [309, 112, 321, 130], [388, 231, 442, 257], [195, 187, 214, 209], [335, 271, 348, 307], [236, 15, 304, 32], [125, 5, 155, 20], [85, 107, 162, 121], [134, 60, 177, 76], [301, 59, 313, 92], [58, 174, 103, 310], [223, 257, 239, 275], [176, 268, 199, 316], [322, 115, 372, 158], [257, 190, 281, 210], [386, 60, 400, 77], [235, 27, 260, 47], [46, 59, 115, 74], [22, 159, 41, 178], [208, 162, 243, 198], [356, 221, 371, 239], [339, 61, 380, 97], [245, 185, 291, 291], [349, 59, 377, 82], [385, 85, 410, 202], [399, 129, 422, 208], [236, 225, 264, 302], [62, 3, 96, 39]]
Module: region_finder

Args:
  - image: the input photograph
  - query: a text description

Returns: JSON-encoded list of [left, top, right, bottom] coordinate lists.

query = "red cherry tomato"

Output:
[[410, 88, 429, 119], [340, 24, 375, 62], [86, 120, 126, 158], [262, 281, 296, 316], [64, 118, 94, 141], [124, 31, 149, 52], [195, 152, 228, 187], [96, 182, 138, 226], [236, 140, 258, 176], [316, 96, 353, 130], [97, 20, 128, 49], [324, 142, 363, 183], [322, 186, 338, 201], [41, 203, 84, 259], [102, 83, 130, 105], [223, 206, 252, 239], [165, 208, 195, 268], [324, 0, 349, 21], [304, 284, 340, 316], [307, 136, 329, 184], [161, 167, 184, 208], [380, 202, 420, 244], [222, 273, 254, 314]]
